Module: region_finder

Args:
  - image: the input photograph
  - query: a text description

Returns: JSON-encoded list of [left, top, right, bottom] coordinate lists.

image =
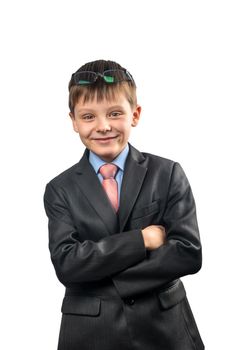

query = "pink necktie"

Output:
[[99, 163, 119, 212]]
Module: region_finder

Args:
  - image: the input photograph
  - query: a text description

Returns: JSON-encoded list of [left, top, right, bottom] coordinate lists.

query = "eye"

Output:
[[81, 114, 95, 121], [109, 111, 122, 118]]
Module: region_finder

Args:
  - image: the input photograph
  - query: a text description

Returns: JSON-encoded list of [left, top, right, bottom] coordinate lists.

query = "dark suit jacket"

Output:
[[43, 143, 204, 350]]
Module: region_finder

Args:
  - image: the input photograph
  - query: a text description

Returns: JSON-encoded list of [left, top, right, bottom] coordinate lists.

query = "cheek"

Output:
[[122, 121, 133, 136], [77, 124, 92, 138], [117, 119, 132, 131]]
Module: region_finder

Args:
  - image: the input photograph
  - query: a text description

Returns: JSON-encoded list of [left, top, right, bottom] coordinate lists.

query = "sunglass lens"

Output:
[[74, 71, 96, 85], [104, 75, 115, 83], [104, 70, 128, 83]]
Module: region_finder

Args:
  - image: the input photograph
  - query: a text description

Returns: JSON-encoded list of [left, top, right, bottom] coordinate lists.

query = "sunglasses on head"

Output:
[[72, 69, 134, 85]]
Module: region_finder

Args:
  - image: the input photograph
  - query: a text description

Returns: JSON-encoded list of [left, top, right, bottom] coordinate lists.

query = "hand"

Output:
[[141, 225, 166, 250]]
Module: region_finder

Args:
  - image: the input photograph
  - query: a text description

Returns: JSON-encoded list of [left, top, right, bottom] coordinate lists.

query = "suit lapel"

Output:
[[75, 149, 118, 235], [118, 144, 148, 231]]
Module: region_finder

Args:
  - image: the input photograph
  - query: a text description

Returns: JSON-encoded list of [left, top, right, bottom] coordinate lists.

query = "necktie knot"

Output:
[[99, 163, 118, 179]]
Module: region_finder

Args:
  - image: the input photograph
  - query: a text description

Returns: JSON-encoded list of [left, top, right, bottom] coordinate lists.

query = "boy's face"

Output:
[[70, 92, 141, 162]]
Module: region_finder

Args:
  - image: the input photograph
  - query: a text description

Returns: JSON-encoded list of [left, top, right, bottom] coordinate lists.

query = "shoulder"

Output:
[[129, 144, 186, 181], [138, 150, 191, 193], [142, 150, 175, 166], [142, 151, 181, 179], [130, 143, 177, 169], [43, 160, 84, 205], [46, 162, 80, 188], [45, 149, 89, 190]]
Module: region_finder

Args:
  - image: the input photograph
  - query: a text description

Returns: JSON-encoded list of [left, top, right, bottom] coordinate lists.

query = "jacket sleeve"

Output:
[[43, 182, 146, 286], [111, 162, 202, 298]]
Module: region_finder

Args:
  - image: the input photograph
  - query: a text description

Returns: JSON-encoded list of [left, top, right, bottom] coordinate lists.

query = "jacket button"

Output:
[[124, 298, 135, 305]]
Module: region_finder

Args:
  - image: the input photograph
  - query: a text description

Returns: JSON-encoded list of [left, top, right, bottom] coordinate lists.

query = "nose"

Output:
[[96, 117, 111, 133]]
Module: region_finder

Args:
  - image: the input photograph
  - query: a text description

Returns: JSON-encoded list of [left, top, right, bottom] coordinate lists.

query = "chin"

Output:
[[100, 153, 115, 162], [97, 149, 117, 161], [90, 143, 124, 161]]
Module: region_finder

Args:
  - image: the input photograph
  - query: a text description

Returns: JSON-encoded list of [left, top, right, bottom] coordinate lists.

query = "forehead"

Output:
[[75, 91, 131, 110]]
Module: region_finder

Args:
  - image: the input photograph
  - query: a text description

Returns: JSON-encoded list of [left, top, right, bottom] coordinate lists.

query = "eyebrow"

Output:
[[76, 105, 124, 114], [108, 105, 124, 110], [76, 108, 95, 114]]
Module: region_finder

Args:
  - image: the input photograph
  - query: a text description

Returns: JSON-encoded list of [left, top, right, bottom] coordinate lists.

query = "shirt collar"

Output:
[[89, 143, 129, 174]]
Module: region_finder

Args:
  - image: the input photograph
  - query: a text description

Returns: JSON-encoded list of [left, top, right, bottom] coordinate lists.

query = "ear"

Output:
[[69, 112, 79, 133], [131, 104, 141, 127]]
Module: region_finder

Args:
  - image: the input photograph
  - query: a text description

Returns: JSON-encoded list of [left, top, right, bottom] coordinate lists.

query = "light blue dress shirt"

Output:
[[89, 143, 129, 202]]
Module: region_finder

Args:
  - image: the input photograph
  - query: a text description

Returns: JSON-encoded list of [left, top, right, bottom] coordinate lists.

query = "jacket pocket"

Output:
[[157, 279, 186, 309], [131, 199, 161, 220], [61, 295, 101, 316]]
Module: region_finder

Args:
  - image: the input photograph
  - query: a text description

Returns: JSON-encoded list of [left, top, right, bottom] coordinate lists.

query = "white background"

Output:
[[1, 0, 238, 349]]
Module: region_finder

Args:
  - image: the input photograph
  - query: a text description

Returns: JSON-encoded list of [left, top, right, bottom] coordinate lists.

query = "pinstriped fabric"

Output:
[[44, 144, 204, 350], [58, 298, 132, 350]]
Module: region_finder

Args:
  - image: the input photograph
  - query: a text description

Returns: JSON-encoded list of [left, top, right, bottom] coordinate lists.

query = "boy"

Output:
[[43, 59, 204, 350]]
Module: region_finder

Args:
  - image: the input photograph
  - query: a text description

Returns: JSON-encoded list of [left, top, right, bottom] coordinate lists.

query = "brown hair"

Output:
[[68, 60, 137, 114]]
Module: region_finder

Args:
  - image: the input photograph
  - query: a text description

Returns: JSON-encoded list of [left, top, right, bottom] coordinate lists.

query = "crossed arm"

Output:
[[44, 162, 202, 297]]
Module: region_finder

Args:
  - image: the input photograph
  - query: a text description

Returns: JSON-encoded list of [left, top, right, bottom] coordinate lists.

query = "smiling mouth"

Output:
[[93, 136, 118, 141]]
